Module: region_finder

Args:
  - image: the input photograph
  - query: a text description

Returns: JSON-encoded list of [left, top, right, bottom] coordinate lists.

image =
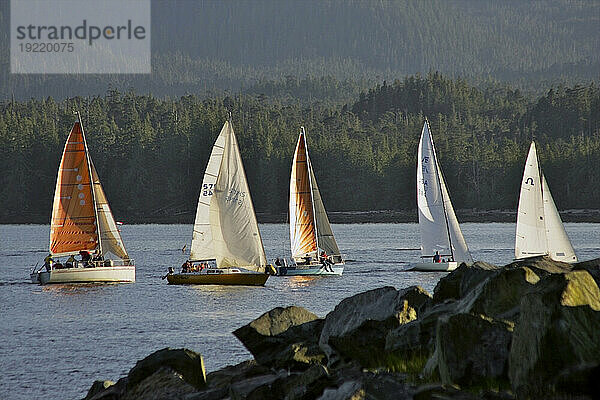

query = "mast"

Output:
[[77, 111, 103, 256], [427, 119, 453, 259], [302, 127, 320, 251]]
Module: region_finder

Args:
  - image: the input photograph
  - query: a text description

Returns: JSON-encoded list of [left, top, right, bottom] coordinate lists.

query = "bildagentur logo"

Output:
[[11, 0, 151, 74], [15, 19, 147, 46]]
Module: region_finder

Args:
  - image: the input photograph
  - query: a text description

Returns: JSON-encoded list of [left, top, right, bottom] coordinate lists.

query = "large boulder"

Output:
[[432, 313, 513, 387], [509, 270, 600, 397], [506, 255, 573, 276], [317, 367, 414, 400], [433, 262, 499, 304], [455, 266, 540, 321], [84, 381, 115, 400], [385, 301, 457, 375], [233, 306, 326, 369], [127, 348, 206, 391], [122, 367, 198, 400], [318, 286, 430, 367], [573, 257, 600, 287]]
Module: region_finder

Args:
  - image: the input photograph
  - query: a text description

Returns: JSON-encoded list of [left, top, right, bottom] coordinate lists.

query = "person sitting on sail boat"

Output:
[[80, 250, 92, 266], [433, 251, 441, 263], [65, 254, 76, 268]]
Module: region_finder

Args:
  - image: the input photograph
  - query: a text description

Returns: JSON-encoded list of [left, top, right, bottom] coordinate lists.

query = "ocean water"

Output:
[[0, 223, 598, 400]]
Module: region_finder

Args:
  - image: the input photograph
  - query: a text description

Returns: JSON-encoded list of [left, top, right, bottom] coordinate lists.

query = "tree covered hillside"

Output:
[[0, 73, 598, 222]]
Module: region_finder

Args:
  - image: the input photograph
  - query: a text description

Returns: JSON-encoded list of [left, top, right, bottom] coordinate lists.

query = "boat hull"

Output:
[[166, 269, 269, 286], [277, 263, 344, 276], [412, 261, 458, 272], [36, 266, 135, 284]]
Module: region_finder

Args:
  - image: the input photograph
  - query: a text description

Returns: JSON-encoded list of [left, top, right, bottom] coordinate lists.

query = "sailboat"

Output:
[[166, 118, 272, 286], [514, 142, 577, 262], [414, 120, 473, 271], [30, 114, 135, 284], [276, 127, 344, 276]]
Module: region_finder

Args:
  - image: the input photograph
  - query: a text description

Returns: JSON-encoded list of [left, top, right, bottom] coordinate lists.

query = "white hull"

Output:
[[277, 263, 344, 276], [413, 261, 458, 272], [35, 266, 135, 285]]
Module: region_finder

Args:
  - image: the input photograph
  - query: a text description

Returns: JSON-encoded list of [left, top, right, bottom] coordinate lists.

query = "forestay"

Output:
[[417, 120, 472, 263]]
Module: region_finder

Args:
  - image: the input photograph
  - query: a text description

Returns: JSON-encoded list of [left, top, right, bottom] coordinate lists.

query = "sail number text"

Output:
[[225, 188, 245, 205], [202, 183, 214, 196], [419, 156, 430, 195]]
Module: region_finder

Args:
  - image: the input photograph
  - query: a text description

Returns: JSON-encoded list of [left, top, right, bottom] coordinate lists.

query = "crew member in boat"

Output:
[[44, 254, 54, 271], [320, 250, 334, 271], [92, 250, 103, 263], [433, 251, 441, 263], [80, 250, 92, 266], [65, 254, 76, 268]]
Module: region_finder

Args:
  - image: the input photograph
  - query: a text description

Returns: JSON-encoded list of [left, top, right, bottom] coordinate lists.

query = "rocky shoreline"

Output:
[[84, 256, 600, 400], [4, 209, 600, 225]]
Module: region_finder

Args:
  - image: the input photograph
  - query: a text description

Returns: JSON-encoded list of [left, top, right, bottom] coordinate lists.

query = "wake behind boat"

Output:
[[515, 142, 577, 263], [276, 127, 344, 276], [413, 120, 473, 271], [166, 117, 272, 286], [30, 113, 135, 284]]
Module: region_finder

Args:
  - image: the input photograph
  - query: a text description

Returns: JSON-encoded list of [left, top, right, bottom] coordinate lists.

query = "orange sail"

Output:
[[49, 122, 98, 256], [289, 129, 318, 259]]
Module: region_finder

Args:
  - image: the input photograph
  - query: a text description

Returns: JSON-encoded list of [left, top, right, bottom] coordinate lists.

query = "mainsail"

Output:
[[49, 118, 129, 260], [417, 120, 472, 263], [515, 142, 577, 262], [50, 121, 98, 256], [190, 120, 267, 271], [289, 128, 340, 260]]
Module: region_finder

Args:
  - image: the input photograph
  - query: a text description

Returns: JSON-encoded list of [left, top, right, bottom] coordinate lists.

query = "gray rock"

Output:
[[454, 266, 539, 320], [84, 380, 115, 400], [122, 367, 197, 400], [205, 359, 270, 389], [385, 301, 459, 375], [127, 348, 206, 391], [433, 262, 500, 304], [573, 257, 600, 287], [319, 286, 429, 367], [233, 306, 326, 369], [84, 377, 127, 400], [506, 255, 573, 276], [317, 370, 413, 400], [228, 370, 288, 400], [434, 313, 513, 387], [509, 270, 600, 397]]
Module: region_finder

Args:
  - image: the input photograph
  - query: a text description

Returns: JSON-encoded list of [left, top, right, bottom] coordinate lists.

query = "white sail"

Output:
[[190, 123, 227, 261], [515, 142, 550, 259], [515, 142, 577, 262], [309, 163, 341, 257], [90, 161, 128, 259], [417, 121, 472, 263], [438, 162, 473, 263], [542, 175, 577, 262], [207, 121, 267, 271]]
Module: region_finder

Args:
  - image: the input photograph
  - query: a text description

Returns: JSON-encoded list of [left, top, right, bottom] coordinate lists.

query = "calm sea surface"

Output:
[[1, 223, 598, 400]]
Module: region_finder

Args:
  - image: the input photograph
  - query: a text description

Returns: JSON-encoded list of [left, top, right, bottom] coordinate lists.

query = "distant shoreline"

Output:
[[2, 209, 600, 224]]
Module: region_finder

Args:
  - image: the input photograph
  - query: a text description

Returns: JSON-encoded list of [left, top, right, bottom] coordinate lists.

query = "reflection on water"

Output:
[[0, 222, 598, 400]]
